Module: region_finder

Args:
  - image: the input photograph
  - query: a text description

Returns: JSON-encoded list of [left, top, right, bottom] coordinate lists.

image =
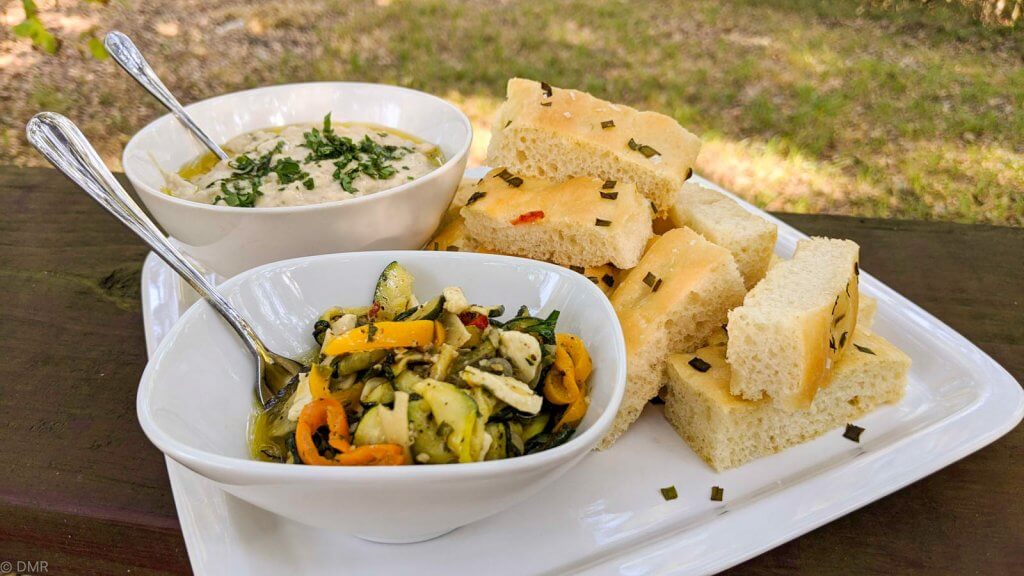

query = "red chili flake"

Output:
[[510, 210, 545, 225], [458, 311, 489, 330]]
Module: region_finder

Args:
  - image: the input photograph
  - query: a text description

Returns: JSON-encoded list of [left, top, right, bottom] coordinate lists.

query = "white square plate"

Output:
[[140, 171, 1023, 575]]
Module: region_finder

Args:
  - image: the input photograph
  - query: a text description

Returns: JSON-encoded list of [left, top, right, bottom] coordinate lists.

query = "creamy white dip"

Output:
[[164, 119, 441, 208]]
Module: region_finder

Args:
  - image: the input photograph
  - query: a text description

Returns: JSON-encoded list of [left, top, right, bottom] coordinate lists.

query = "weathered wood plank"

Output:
[[0, 167, 1020, 575]]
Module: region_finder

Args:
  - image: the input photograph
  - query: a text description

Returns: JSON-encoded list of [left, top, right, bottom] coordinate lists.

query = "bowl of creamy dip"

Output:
[[123, 83, 472, 277]]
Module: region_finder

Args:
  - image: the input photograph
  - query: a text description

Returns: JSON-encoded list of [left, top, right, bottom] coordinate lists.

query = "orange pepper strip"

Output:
[[556, 379, 589, 429], [543, 345, 579, 405], [322, 321, 435, 356], [296, 399, 343, 466], [335, 444, 406, 466], [295, 398, 407, 466], [307, 363, 332, 400], [556, 333, 593, 382]]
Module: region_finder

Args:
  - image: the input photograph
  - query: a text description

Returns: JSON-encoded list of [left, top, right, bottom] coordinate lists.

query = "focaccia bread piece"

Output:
[[460, 168, 653, 268], [766, 254, 877, 329], [664, 329, 909, 471], [669, 183, 777, 289], [727, 237, 861, 411], [599, 227, 746, 449], [486, 78, 701, 213]]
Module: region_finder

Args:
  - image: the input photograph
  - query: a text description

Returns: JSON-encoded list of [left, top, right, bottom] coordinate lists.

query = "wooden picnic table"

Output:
[[0, 165, 1021, 575]]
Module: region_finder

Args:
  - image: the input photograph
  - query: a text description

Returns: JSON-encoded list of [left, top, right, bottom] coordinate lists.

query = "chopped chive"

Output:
[[688, 357, 711, 372], [595, 218, 612, 227], [302, 177, 315, 190], [495, 168, 524, 187], [540, 81, 553, 98], [854, 344, 877, 355], [838, 331, 848, 349], [660, 486, 678, 501], [843, 423, 865, 443], [569, 265, 585, 274], [540, 101, 552, 107], [601, 274, 615, 288], [642, 272, 657, 288], [710, 486, 724, 502], [465, 191, 487, 206], [601, 119, 615, 129], [638, 144, 660, 158], [628, 138, 639, 151], [366, 323, 379, 342], [600, 191, 619, 200], [445, 245, 460, 252], [602, 179, 617, 189], [652, 278, 663, 292]]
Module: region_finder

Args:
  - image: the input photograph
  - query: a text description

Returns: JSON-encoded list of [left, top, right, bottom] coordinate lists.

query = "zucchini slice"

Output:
[[409, 398, 458, 464], [373, 262, 415, 320], [394, 295, 446, 322]]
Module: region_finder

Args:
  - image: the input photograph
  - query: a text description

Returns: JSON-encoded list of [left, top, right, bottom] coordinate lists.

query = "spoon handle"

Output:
[[104, 31, 230, 162], [26, 112, 266, 359]]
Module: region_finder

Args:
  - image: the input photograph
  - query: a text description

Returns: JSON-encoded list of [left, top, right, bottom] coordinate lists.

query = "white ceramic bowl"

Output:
[[123, 83, 472, 277], [137, 251, 626, 543]]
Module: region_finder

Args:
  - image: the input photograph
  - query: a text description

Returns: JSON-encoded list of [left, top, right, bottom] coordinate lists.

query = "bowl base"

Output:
[[354, 527, 456, 544]]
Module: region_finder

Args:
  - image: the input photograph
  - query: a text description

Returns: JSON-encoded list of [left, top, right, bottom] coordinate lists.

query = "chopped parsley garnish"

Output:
[[601, 120, 615, 129], [660, 486, 678, 501], [602, 180, 617, 189], [595, 218, 612, 227], [710, 486, 724, 501], [843, 423, 865, 442], [642, 272, 658, 288], [301, 113, 411, 193], [212, 142, 311, 207], [600, 191, 619, 200], [540, 81, 553, 98]]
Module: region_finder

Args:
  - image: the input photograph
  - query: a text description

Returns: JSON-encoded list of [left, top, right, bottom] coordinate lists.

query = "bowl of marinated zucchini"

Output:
[[137, 251, 626, 542]]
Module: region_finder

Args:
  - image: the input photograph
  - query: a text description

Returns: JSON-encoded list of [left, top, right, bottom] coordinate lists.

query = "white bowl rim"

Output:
[[122, 82, 474, 215], [137, 250, 627, 481]]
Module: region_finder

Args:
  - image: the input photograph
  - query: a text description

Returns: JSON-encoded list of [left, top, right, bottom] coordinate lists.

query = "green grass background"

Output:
[[3, 0, 1022, 225]]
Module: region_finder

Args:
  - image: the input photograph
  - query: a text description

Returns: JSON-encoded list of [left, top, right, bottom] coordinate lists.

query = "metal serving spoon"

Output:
[[104, 30, 229, 162], [26, 112, 300, 407]]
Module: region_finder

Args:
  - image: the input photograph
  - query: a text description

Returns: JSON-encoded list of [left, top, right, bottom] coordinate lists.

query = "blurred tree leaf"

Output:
[[12, 0, 61, 54], [85, 35, 109, 60]]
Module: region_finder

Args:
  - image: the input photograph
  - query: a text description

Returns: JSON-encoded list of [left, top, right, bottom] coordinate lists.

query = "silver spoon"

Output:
[[104, 30, 229, 162], [26, 112, 300, 407]]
